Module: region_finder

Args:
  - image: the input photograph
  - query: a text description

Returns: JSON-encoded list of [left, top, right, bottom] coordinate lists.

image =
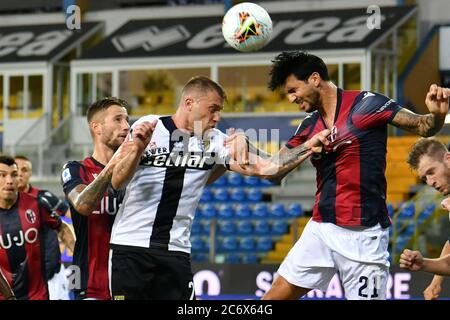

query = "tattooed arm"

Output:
[[391, 109, 445, 137], [66, 164, 116, 216], [228, 129, 330, 182], [391, 84, 449, 137]]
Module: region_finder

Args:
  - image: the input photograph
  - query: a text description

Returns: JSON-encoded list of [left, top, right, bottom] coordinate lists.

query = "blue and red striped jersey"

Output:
[[61, 157, 123, 300], [0, 192, 61, 300], [286, 89, 402, 228]]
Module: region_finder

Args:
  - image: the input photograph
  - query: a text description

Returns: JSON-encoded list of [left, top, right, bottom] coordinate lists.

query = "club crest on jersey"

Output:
[[25, 209, 36, 224], [62, 168, 71, 183]]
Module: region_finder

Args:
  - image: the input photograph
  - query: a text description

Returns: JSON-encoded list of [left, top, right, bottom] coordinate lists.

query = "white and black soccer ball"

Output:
[[222, 2, 273, 52]]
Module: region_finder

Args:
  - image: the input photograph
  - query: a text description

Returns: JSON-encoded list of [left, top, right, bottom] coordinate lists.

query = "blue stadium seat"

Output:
[[236, 220, 253, 235], [254, 220, 270, 235], [252, 203, 268, 219], [191, 221, 202, 235], [211, 175, 227, 187], [201, 204, 217, 219], [225, 253, 241, 264], [217, 203, 234, 219], [229, 188, 246, 202], [243, 175, 261, 186], [235, 204, 251, 219], [398, 203, 415, 219], [218, 221, 236, 235], [256, 237, 273, 252], [213, 188, 229, 202], [269, 203, 286, 218], [260, 179, 273, 186], [192, 253, 208, 263], [200, 188, 213, 202], [271, 220, 288, 235], [387, 203, 394, 217], [241, 253, 258, 264], [220, 236, 239, 252], [191, 236, 204, 252], [286, 203, 303, 218], [202, 220, 212, 235], [227, 172, 244, 186], [247, 188, 263, 202], [239, 237, 255, 251]]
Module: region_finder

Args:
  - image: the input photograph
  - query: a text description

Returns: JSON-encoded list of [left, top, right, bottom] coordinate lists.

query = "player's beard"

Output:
[[302, 91, 321, 113]]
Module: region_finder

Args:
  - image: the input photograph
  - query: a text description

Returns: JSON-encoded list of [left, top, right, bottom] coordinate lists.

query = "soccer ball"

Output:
[[222, 2, 273, 52]]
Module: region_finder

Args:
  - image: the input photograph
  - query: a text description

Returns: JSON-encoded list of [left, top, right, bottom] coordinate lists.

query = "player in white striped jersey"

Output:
[[109, 76, 329, 300]]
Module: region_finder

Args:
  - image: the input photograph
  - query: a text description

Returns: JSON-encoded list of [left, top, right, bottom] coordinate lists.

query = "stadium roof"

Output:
[[78, 5, 416, 61]]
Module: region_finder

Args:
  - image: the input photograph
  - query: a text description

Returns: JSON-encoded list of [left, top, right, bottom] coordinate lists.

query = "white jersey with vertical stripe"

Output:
[[110, 115, 229, 254]]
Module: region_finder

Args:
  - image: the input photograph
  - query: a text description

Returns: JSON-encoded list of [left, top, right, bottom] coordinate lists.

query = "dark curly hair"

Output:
[[268, 51, 330, 91]]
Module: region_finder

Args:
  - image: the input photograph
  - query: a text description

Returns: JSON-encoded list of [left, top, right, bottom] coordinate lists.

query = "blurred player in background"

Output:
[[405, 138, 450, 299], [61, 97, 153, 300], [243, 50, 450, 300], [15, 155, 71, 300], [108, 76, 327, 300], [0, 155, 74, 300]]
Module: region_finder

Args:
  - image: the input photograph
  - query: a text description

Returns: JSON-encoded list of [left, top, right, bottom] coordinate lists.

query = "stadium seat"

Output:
[[252, 203, 268, 219], [398, 203, 415, 220], [211, 175, 227, 187], [387, 203, 394, 216], [247, 188, 263, 202], [192, 253, 208, 263], [286, 203, 303, 217], [269, 203, 285, 218], [254, 220, 270, 235], [201, 204, 217, 219], [256, 237, 273, 252], [236, 220, 253, 235], [191, 236, 204, 252], [227, 172, 244, 186], [220, 236, 239, 252], [271, 220, 288, 235], [235, 204, 251, 219], [200, 188, 213, 202], [239, 237, 255, 251], [202, 220, 212, 235], [260, 179, 273, 186], [229, 188, 246, 202], [243, 175, 261, 186], [191, 221, 202, 235], [241, 253, 259, 264], [217, 203, 234, 219], [213, 188, 229, 202], [225, 253, 241, 264], [218, 221, 236, 235]]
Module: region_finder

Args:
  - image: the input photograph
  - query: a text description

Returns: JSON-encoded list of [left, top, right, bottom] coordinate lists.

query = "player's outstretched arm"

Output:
[[423, 240, 450, 300], [400, 248, 450, 276], [227, 129, 330, 183], [391, 84, 449, 137], [0, 268, 15, 300], [112, 120, 156, 190]]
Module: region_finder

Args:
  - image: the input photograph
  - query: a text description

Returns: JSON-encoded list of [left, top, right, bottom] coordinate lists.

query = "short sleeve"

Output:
[[285, 113, 318, 149], [61, 161, 86, 196], [351, 92, 402, 129]]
